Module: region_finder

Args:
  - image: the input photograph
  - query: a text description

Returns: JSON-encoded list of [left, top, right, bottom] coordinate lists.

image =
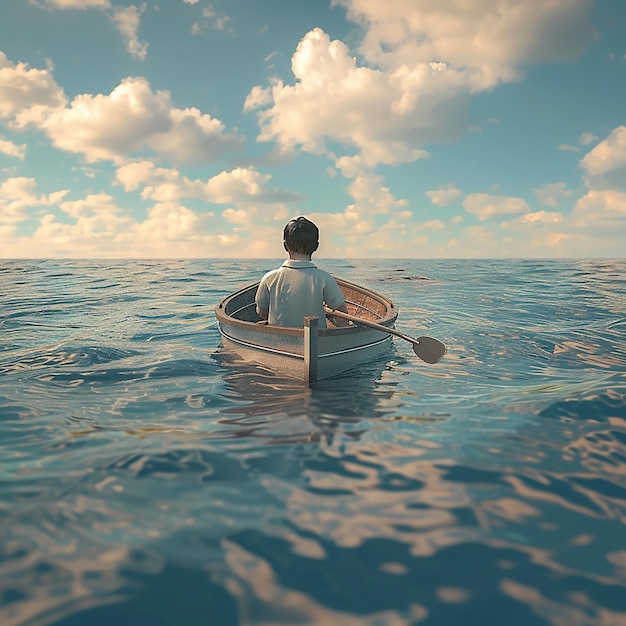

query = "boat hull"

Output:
[[215, 278, 398, 383]]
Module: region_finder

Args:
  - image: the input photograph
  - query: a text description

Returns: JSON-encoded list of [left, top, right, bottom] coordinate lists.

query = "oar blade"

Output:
[[413, 336, 447, 364]]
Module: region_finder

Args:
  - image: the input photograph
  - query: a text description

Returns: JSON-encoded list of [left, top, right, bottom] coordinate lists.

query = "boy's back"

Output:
[[255, 259, 345, 328]]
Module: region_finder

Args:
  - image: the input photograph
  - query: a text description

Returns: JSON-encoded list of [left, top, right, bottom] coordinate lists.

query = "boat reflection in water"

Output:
[[211, 347, 398, 443]]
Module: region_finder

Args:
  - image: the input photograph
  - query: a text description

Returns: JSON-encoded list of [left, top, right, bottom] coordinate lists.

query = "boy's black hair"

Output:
[[283, 216, 319, 255]]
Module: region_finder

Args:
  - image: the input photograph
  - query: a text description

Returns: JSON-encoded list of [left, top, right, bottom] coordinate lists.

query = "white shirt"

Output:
[[255, 260, 345, 328]]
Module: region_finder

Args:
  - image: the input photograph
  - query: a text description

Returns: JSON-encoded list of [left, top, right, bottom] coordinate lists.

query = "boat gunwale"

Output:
[[215, 277, 398, 337]]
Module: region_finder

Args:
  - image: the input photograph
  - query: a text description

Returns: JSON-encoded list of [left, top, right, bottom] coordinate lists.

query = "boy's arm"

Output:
[[330, 301, 351, 326], [255, 279, 270, 321], [325, 276, 351, 326]]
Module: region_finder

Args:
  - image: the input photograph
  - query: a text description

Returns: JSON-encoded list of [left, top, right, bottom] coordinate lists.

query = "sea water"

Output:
[[1, 258, 625, 626]]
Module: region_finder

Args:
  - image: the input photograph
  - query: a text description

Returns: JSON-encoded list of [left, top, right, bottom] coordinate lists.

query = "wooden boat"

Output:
[[215, 278, 398, 384]]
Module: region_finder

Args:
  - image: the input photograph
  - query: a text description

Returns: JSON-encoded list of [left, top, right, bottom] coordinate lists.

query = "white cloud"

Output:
[[37, 0, 111, 8], [501, 210, 563, 231], [32, 1, 147, 61], [346, 172, 408, 213], [532, 182, 572, 208], [420, 219, 445, 229], [334, 0, 594, 81], [147, 107, 243, 165], [0, 187, 288, 258], [580, 126, 626, 192], [115, 161, 301, 205], [0, 184, 213, 257], [244, 1, 596, 251], [0, 177, 68, 210], [243, 84, 273, 111], [12, 75, 242, 165], [324, 155, 410, 233], [558, 132, 598, 154], [558, 144, 580, 152], [0, 136, 26, 159], [463, 193, 529, 221], [247, 0, 595, 207], [129, 202, 198, 241], [573, 190, 626, 231], [248, 28, 453, 168], [115, 161, 177, 191], [578, 131, 598, 146], [182, 0, 199, 4], [110, 4, 148, 61], [205, 168, 288, 203], [551, 124, 626, 246], [16, 76, 168, 161], [55, 194, 132, 243], [191, 5, 232, 35], [0, 177, 68, 235], [202, 6, 230, 30], [425, 185, 462, 207], [535, 125, 626, 249], [0, 52, 66, 120], [28, 195, 206, 257]]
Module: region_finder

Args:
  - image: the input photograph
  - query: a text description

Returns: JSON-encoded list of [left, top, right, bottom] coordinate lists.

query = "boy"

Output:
[[255, 216, 350, 327]]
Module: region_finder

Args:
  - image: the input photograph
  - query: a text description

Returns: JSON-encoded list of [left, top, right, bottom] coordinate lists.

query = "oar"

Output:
[[324, 307, 446, 364]]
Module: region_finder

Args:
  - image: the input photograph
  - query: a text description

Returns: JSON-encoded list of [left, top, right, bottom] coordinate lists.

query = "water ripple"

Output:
[[1, 259, 625, 625]]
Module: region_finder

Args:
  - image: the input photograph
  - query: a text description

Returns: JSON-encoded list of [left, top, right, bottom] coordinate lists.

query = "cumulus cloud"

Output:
[[0, 186, 285, 258], [0, 181, 216, 257], [115, 161, 301, 205], [0, 177, 68, 210], [580, 126, 626, 192], [147, 107, 243, 165], [0, 177, 68, 235], [573, 190, 626, 231], [346, 171, 408, 214], [0, 52, 66, 120], [247, 0, 594, 161], [244, 85, 273, 111], [533, 182, 572, 208], [323, 154, 410, 234], [333, 0, 594, 80], [425, 185, 462, 207], [0, 136, 26, 159], [28, 195, 206, 257], [247, 28, 459, 167], [9, 74, 242, 165], [463, 193, 529, 221], [566, 125, 626, 240], [17, 77, 169, 160], [128, 202, 198, 241], [53, 194, 133, 246], [558, 144, 580, 153], [501, 210, 563, 231], [246, 0, 595, 235]]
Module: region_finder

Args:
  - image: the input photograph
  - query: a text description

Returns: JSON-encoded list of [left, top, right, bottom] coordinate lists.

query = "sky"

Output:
[[0, 0, 625, 259]]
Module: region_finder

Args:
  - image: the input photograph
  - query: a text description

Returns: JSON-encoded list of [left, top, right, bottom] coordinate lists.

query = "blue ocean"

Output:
[[1, 259, 625, 626]]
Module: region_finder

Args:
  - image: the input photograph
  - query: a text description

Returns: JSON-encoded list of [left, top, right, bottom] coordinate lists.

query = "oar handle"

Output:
[[324, 307, 410, 340]]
